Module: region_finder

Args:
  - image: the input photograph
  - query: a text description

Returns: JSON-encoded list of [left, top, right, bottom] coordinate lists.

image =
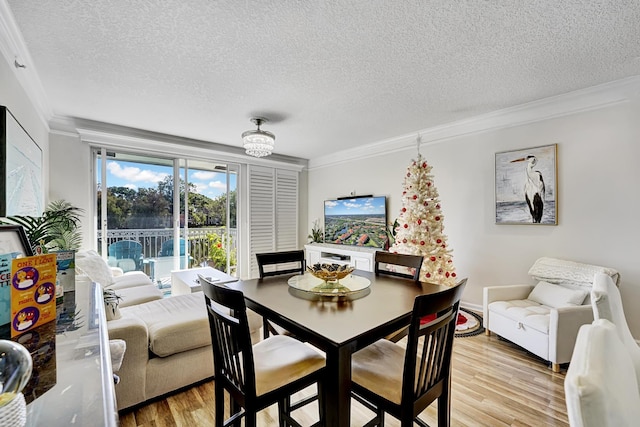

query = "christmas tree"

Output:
[[389, 153, 457, 286]]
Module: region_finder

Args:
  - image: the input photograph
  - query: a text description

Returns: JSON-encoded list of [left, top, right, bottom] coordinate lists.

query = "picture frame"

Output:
[[0, 106, 44, 217], [495, 143, 557, 225], [0, 224, 34, 257]]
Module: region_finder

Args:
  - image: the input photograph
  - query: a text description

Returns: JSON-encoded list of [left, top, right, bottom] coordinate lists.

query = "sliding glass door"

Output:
[[94, 149, 238, 285]]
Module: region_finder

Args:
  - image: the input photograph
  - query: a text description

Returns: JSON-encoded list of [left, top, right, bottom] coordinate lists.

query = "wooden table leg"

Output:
[[323, 345, 353, 427]]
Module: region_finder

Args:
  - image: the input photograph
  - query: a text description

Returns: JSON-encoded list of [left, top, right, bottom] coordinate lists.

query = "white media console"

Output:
[[304, 243, 380, 272]]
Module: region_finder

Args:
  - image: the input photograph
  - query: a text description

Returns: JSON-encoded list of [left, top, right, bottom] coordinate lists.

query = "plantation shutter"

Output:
[[248, 166, 299, 278], [275, 169, 298, 250]]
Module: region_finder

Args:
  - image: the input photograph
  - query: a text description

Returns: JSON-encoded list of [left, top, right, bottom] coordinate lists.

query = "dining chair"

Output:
[[374, 251, 424, 342], [108, 239, 144, 272], [200, 275, 326, 427], [157, 238, 186, 257], [256, 250, 306, 278], [374, 250, 424, 281], [256, 250, 306, 339], [350, 279, 467, 427]]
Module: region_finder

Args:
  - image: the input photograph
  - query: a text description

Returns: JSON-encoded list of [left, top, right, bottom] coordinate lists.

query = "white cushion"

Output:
[[116, 285, 163, 308], [565, 319, 640, 426], [253, 335, 325, 396], [75, 250, 115, 287], [527, 281, 587, 308], [352, 338, 405, 404], [488, 299, 551, 333], [109, 339, 126, 372], [108, 271, 154, 290], [122, 292, 211, 357]]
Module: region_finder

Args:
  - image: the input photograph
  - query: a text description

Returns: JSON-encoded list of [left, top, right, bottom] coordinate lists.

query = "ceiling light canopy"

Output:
[[242, 117, 275, 158]]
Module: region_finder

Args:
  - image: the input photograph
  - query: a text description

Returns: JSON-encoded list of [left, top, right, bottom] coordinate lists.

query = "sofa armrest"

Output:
[[110, 266, 124, 277], [107, 315, 150, 409], [107, 315, 149, 364], [483, 284, 534, 322], [549, 305, 594, 365]]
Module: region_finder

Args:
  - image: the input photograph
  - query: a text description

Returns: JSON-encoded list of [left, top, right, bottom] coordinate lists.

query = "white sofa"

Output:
[[483, 257, 619, 372], [76, 250, 164, 308], [76, 250, 262, 410]]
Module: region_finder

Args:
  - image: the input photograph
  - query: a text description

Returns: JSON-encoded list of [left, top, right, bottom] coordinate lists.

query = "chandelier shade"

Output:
[[242, 117, 275, 157]]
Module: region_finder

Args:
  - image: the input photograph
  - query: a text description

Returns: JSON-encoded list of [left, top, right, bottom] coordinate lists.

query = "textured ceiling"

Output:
[[6, 0, 640, 160]]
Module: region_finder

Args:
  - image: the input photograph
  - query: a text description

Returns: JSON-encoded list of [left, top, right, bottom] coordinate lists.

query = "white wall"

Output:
[[48, 131, 94, 250], [0, 55, 49, 203], [307, 95, 640, 337]]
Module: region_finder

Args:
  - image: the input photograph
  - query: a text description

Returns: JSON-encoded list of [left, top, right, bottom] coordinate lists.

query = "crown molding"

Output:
[[74, 125, 307, 173], [308, 75, 640, 170], [0, 1, 53, 128]]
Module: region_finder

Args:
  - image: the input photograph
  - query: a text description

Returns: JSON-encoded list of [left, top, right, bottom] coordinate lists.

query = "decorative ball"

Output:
[[0, 340, 32, 407]]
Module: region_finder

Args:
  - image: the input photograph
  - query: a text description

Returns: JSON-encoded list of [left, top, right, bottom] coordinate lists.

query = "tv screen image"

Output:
[[324, 196, 387, 248]]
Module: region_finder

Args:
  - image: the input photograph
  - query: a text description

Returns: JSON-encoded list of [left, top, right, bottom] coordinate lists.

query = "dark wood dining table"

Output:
[[229, 270, 442, 427]]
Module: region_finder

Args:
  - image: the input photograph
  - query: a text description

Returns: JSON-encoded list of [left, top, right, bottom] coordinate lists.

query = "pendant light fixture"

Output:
[[242, 117, 275, 157]]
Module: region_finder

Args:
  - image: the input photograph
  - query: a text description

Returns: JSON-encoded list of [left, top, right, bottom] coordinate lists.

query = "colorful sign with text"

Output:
[[10, 254, 57, 337]]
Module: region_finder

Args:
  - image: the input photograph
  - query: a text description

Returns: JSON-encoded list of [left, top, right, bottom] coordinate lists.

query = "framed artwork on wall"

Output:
[[495, 143, 557, 225], [0, 224, 34, 257], [0, 106, 43, 217]]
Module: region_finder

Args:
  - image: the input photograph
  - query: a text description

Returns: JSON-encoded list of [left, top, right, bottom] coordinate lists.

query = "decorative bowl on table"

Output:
[[307, 263, 355, 282]]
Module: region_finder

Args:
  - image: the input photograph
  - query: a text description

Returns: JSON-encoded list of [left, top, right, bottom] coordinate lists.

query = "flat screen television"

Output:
[[323, 196, 387, 248]]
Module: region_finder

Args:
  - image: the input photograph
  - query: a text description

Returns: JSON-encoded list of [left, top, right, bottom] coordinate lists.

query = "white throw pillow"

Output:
[[75, 251, 115, 287], [527, 281, 588, 308]]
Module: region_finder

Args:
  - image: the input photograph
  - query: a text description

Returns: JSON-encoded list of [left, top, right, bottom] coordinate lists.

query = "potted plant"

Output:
[[384, 218, 399, 250], [1, 199, 83, 253], [308, 219, 323, 244], [2, 200, 83, 294], [102, 288, 122, 320]]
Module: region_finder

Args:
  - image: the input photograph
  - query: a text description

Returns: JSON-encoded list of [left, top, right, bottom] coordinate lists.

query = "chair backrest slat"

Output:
[[256, 250, 306, 278], [403, 278, 467, 403], [374, 251, 424, 281], [200, 274, 256, 398]]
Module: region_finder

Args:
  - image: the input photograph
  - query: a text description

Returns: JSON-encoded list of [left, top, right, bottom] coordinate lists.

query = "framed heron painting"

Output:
[[495, 143, 557, 225]]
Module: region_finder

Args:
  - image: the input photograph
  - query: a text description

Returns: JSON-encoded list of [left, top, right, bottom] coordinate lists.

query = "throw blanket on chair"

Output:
[[528, 257, 620, 288]]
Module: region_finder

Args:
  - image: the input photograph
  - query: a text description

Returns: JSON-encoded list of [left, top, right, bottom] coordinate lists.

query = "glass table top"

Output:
[[287, 272, 371, 297]]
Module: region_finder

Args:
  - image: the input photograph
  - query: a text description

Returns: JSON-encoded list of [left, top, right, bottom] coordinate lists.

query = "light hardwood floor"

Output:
[[119, 332, 569, 427]]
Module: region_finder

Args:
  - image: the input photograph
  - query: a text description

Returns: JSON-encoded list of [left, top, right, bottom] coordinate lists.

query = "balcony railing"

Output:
[[97, 228, 237, 276]]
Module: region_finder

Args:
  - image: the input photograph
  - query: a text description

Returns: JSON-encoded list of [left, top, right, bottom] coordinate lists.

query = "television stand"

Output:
[[304, 243, 379, 272]]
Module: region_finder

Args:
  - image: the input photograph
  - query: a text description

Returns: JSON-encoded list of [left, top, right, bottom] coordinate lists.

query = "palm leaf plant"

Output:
[[1, 200, 83, 253]]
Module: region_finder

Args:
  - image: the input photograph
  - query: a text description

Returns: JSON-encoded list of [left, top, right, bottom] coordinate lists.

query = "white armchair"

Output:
[[483, 257, 619, 372]]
